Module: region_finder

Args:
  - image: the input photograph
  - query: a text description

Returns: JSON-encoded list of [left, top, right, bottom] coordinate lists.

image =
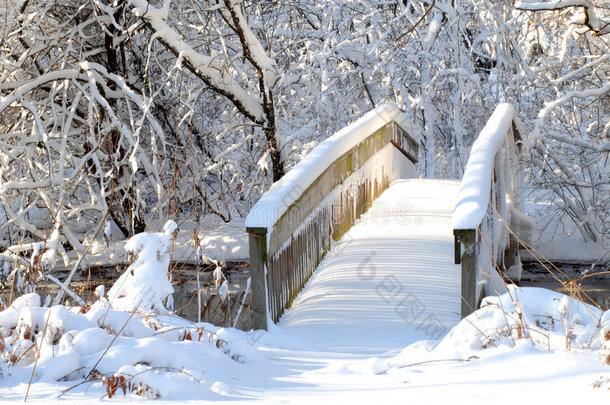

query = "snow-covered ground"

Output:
[[1, 285, 608, 403], [2, 181, 609, 402], [67, 217, 250, 272]]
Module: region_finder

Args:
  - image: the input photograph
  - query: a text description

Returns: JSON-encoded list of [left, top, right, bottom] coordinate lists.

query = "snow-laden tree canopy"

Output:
[[0, 0, 608, 291]]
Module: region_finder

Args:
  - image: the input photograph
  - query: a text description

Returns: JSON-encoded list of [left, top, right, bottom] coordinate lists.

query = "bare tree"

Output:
[[0, 1, 168, 261], [0, 0, 607, 298]]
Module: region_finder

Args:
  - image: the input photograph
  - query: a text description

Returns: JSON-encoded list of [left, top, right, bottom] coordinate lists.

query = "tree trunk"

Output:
[[103, 1, 146, 236], [260, 74, 284, 182]]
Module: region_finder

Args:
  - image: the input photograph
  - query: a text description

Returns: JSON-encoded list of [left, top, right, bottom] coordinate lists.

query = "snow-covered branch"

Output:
[[552, 54, 609, 84], [0, 70, 82, 114], [516, 1, 610, 35], [128, 0, 266, 124], [222, 0, 276, 76], [531, 82, 610, 140]]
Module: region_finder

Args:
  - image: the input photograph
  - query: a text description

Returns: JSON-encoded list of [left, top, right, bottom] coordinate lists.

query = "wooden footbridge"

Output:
[[246, 104, 529, 336]]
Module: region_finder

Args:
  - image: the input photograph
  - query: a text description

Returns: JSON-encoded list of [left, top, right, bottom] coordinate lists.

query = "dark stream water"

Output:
[[0, 262, 253, 330], [519, 261, 610, 310]]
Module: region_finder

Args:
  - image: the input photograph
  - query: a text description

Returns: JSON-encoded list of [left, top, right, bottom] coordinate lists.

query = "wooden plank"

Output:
[[391, 123, 418, 163]]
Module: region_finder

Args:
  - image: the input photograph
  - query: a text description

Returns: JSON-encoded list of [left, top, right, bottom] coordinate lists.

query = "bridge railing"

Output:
[[453, 103, 529, 318], [246, 104, 420, 330]]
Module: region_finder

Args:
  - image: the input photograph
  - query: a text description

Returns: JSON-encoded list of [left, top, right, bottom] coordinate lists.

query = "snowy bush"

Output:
[[386, 286, 610, 371], [107, 220, 178, 313], [374, 286, 610, 381]]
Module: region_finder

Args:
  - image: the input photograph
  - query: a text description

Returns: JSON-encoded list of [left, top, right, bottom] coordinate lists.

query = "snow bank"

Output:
[[331, 288, 610, 399], [438, 286, 603, 353], [0, 291, 258, 399], [387, 286, 607, 371], [246, 104, 420, 230], [1, 285, 609, 401], [0, 221, 271, 399], [453, 103, 516, 230], [195, 219, 249, 263], [71, 218, 250, 271]]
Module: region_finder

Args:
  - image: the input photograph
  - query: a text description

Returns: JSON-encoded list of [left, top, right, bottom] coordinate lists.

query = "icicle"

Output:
[[104, 220, 112, 246], [218, 280, 229, 303]]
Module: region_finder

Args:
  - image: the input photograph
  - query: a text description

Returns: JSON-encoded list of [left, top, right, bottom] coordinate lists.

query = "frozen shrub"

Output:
[[107, 221, 178, 313]]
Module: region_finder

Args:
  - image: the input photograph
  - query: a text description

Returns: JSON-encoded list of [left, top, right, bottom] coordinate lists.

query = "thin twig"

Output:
[[39, 272, 85, 306], [379, 356, 476, 374], [395, 0, 437, 43]]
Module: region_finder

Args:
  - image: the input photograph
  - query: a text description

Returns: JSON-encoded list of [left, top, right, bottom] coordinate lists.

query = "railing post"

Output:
[[454, 229, 477, 318], [247, 227, 268, 330]]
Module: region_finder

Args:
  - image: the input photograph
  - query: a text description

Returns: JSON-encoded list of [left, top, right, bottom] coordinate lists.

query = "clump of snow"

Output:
[[93, 285, 105, 302], [107, 220, 177, 313], [218, 280, 229, 303], [29, 242, 44, 269], [103, 220, 112, 245], [41, 227, 61, 270], [213, 264, 223, 288], [9, 293, 41, 309]]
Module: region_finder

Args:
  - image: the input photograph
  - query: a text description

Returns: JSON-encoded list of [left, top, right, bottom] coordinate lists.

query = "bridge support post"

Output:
[[454, 229, 477, 318], [247, 227, 268, 331]]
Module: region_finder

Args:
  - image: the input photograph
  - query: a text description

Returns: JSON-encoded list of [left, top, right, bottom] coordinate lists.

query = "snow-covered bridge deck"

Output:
[[278, 179, 461, 353]]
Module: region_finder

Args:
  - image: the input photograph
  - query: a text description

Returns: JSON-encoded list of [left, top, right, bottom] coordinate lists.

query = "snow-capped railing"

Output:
[[453, 103, 528, 318], [246, 104, 420, 330]]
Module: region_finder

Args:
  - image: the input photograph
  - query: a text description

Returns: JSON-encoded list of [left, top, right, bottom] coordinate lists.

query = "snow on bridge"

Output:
[[279, 179, 461, 353]]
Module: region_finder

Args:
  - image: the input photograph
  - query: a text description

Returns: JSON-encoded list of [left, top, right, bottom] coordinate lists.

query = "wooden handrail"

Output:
[[246, 104, 420, 330], [453, 103, 529, 318]]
